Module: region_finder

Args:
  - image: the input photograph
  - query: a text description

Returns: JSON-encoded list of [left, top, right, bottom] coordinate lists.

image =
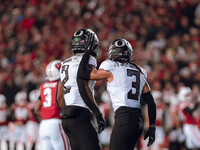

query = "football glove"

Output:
[[95, 113, 106, 134], [144, 126, 156, 147], [85, 33, 98, 56]]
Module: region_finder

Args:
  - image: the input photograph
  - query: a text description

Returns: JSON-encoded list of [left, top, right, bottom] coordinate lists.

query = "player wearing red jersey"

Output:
[[34, 60, 70, 150]]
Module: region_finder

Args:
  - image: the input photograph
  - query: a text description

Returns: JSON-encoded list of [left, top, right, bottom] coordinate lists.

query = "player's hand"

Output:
[[96, 114, 106, 134], [85, 33, 95, 52], [144, 126, 156, 147], [85, 33, 99, 56]]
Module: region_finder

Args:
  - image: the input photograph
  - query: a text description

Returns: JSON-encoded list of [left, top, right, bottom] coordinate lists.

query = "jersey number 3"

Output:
[[127, 69, 140, 101], [43, 88, 52, 107]]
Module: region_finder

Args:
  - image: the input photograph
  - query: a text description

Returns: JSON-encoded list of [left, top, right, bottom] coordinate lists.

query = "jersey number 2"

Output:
[[127, 69, 140, 101], [61, 65, 71, 94]]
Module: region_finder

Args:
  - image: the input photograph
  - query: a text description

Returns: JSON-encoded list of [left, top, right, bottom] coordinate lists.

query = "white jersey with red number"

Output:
[[60, 53, 97, 108], [40, 81, 60, 119], [99, 60, 147, 112], [11, 104, 29, 143], [11, 104, 29, 124]]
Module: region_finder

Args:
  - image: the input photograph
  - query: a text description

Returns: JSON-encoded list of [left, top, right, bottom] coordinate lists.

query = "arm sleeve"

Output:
[[77, 51, 102, 117], [77, 51, 92, 80], [77, 78, 102, 117], [141, 91, 156, 126]]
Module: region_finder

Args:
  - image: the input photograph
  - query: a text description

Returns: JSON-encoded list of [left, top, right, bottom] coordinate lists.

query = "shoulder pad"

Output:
[[138, 66, 147, 77], [62, 58, 72, 64]]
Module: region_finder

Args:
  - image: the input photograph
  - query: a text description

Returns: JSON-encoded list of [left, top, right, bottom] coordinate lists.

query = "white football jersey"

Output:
[[99, 60, 147, 112], [60, 53, 97, 109]]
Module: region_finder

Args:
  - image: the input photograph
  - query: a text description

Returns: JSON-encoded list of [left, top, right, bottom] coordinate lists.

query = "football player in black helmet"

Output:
[[71, 28, 100, 56], [78, 37, 157, 150], [56, 29, 105, 150], [107, 38, 133, 63]]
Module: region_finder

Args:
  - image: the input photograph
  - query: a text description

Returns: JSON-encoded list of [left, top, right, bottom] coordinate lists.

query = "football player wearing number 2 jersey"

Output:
[[78, 36, 157, 150], [34, 60, 70, 150], [57, 29, 106, 150]]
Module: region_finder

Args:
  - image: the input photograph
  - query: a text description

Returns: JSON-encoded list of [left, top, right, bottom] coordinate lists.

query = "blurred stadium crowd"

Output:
[[0, 0, 200, 150]]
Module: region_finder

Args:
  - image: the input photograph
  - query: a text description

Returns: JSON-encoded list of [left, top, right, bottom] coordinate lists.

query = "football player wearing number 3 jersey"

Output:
[[34, 60, 70, 150], [77, 37, 157, 150]]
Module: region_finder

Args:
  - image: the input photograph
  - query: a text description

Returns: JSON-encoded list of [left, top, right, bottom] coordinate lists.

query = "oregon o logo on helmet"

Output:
[[115, 40, 125, 47], [74, 30, 84, 36]]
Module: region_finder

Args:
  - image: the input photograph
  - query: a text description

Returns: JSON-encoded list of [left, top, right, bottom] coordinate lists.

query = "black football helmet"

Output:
[[108, 38, 133, 63], [71, 29, 100, 56]]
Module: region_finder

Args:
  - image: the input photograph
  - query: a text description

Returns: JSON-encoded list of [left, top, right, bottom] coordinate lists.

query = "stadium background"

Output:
[[0, 0, 200, 150]]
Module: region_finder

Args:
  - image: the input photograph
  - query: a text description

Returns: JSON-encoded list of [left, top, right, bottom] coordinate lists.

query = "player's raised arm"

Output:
[[77, 50, 113, 82], [77, 33, 112, 82], [77, 32, 106, 134]]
